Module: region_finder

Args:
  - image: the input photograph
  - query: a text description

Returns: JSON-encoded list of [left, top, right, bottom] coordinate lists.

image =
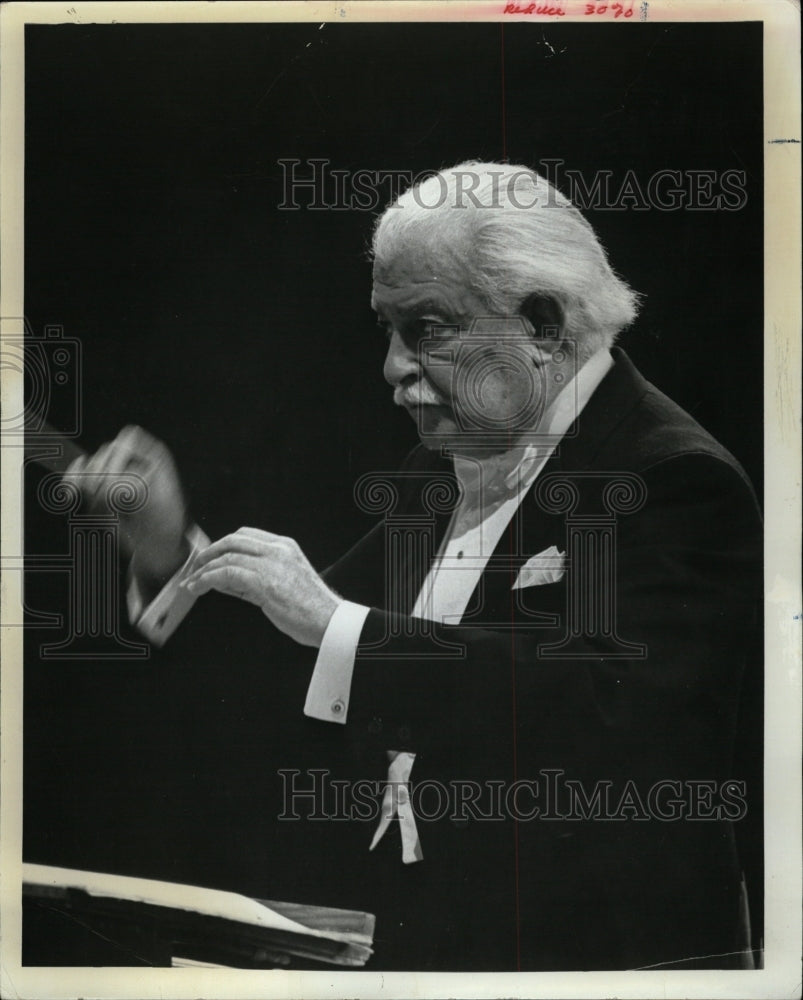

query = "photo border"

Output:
[[1, 2, 800, 997]]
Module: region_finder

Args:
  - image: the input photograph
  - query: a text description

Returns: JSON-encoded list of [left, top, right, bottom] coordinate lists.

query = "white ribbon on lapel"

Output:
[[369, 750, 423, 864]]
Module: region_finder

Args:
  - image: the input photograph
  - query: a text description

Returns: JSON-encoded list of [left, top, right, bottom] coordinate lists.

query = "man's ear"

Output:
[[519, 292, 564, 338], [518, 293, 565, 365]]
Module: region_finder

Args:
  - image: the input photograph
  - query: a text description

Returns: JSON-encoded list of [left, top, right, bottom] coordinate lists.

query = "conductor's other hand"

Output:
[[62, 425, 190, 585]]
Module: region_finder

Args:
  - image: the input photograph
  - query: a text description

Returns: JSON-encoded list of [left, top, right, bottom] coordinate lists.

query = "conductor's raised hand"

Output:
[[181, 528, 343, 647], [62, 425, 190, 584]]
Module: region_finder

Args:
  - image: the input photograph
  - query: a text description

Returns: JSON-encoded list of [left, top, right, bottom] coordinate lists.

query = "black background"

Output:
[[22, 19, 763, 959]]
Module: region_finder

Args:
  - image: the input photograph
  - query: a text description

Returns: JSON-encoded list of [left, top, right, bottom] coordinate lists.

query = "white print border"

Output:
[[1, 3, 799, 1000]]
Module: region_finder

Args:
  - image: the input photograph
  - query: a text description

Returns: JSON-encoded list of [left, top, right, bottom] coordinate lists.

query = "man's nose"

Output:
[[383, 329, 420, 386]]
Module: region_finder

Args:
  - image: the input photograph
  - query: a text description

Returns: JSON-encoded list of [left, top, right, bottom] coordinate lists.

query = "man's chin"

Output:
[[418, 434, 450, 452], [415, 426, 474, 456], [414, 420, 517, 458], [408, 407, 460, 449], [419, 436, 510, 459]]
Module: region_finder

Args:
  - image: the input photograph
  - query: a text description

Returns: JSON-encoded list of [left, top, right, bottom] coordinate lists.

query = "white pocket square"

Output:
[[512, 546, 566, 590]]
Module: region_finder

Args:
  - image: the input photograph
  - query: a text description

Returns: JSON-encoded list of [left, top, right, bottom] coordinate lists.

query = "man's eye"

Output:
[[425, 322, 459, 339], [410, 320, 449, 340], [375, 317, 456, 345]]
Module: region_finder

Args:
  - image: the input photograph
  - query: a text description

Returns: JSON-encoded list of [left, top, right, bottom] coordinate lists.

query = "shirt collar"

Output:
[[452, 347, 614, 498]]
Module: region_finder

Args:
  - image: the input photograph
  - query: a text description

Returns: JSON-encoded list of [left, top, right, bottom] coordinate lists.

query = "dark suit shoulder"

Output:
[[587, 352, 756, 500], [608, 383, 753, 489]]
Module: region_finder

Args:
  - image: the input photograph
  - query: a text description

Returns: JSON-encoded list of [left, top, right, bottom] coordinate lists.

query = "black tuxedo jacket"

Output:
[[306, 348, 762, 971]]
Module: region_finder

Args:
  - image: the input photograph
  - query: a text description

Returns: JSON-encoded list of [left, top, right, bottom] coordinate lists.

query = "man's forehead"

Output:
[[371, 244, 474, 307], [372, 251, 444, 287], [371, 283, 442, 313], [370, 270, 480, 318]]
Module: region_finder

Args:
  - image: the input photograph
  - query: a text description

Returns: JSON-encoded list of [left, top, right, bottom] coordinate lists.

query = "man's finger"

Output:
[[191, 534, 272, 571], [74, 443, 114, 503], [183, 551, 263, 588], [76, 441, 144, 507], [236, 526, 291, 545], [184, 564, 262, 602], [116, 425, 169, 466], [117, 424, 158, 449], [93, 439, 138, 479], [62, 454, 87, 481]]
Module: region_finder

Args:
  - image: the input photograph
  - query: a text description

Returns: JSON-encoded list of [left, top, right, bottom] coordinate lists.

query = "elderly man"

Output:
[[66, 163, 762, 971]]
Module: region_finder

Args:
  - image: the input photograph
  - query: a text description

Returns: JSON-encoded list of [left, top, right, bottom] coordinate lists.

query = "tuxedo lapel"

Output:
[[460, 349, 652, 626], [554, 347, 651, 473]]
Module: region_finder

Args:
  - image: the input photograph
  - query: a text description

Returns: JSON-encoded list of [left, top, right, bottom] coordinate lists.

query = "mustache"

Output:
[[393, 380, 448, 408]]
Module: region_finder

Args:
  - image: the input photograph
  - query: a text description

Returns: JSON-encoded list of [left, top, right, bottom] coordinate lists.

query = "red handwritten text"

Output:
[[503, 2, 566, 15], [585, 2, 634, 16]]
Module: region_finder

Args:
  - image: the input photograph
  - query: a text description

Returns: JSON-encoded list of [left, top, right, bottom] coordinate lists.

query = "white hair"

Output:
[[371, 161, 640, 357]]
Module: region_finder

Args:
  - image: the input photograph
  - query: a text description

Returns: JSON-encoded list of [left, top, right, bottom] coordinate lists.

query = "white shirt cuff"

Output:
[[126, 524, 210, 646], [303, 600, 370, 724]]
